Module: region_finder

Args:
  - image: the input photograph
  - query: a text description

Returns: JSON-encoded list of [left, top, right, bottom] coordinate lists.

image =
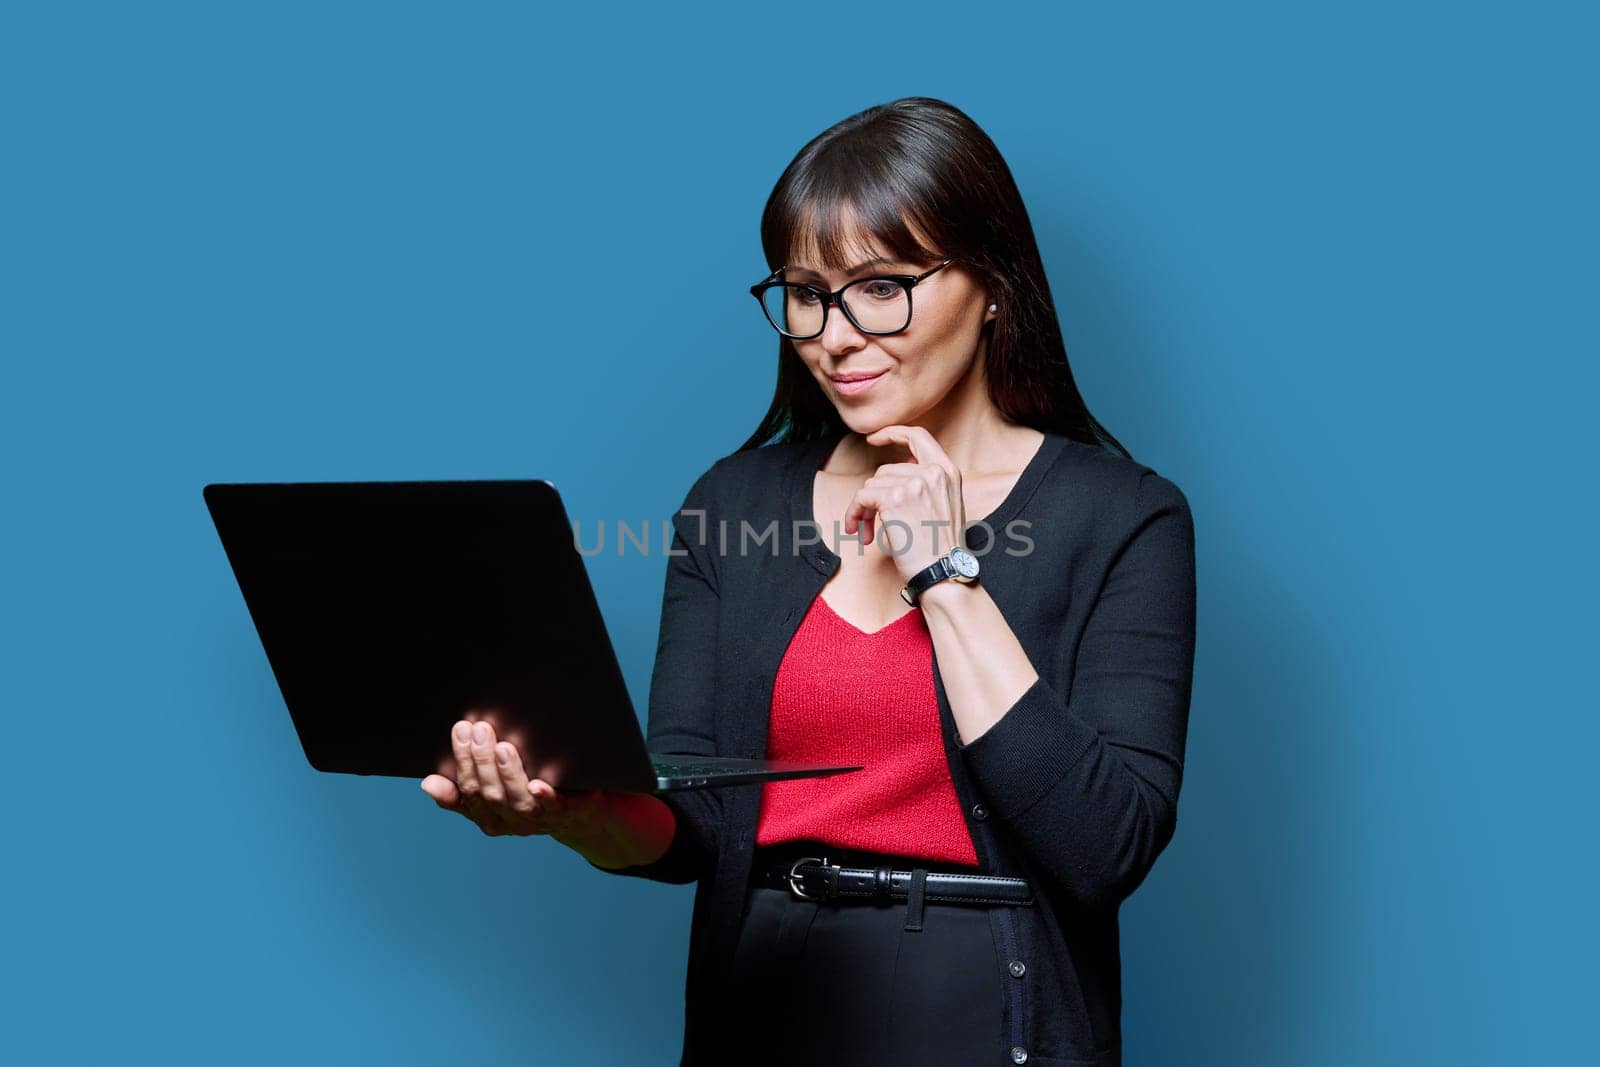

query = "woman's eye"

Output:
[[860, 280, 900, 300]]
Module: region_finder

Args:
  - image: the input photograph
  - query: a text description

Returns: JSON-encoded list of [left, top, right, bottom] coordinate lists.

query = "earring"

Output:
[[988, 303, 997, 313]]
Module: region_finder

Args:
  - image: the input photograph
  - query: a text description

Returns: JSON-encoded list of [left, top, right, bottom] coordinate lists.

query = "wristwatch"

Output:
[[900, 545, 981, 605]]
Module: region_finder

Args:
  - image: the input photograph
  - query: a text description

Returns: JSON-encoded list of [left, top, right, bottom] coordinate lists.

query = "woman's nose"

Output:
[[819, 296, 866, 355]]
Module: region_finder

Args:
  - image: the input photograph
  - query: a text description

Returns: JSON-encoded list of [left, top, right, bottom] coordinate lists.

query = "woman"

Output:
[[421, 96, 1196, 1066]]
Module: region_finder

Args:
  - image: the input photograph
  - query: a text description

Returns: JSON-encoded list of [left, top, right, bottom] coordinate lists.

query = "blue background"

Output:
[[4, 2, 1593, 1063]]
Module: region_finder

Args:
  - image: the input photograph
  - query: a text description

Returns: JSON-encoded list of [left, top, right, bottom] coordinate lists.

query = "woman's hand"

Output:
[[420, 718, 608, 841], [844, 424, 967, 583]]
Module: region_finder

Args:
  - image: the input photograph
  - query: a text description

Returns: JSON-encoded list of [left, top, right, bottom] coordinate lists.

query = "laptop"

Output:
[[203, 478, 863, 793]]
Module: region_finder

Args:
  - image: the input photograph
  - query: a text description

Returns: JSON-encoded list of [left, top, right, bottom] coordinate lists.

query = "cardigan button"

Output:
[[1008, 959, 1027, 978], [1010, 1047, 1029, 1064], [971, 802, 989, 821]]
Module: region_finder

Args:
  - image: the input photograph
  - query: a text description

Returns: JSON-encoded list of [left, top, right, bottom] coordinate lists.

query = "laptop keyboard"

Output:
[[651, 759, 748, 778]]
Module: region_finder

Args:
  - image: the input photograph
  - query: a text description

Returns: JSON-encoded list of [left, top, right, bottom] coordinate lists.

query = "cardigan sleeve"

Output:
[[956, 470, 1197, 910], [585, 466, 726, 886]]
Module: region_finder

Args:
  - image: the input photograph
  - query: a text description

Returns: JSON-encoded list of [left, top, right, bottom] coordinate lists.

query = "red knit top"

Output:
[[753, 590, 979, 866]]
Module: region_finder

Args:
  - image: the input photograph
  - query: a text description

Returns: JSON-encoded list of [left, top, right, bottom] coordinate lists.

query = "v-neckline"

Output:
[[788, 426, 1066, 576], [813, 590, 923, 638]]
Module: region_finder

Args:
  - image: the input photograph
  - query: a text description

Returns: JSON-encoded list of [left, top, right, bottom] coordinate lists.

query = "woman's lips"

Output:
[[830, 368, 889, 396]]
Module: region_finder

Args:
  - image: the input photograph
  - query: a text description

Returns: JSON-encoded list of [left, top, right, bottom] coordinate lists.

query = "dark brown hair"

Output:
[[736, 96, 1132, 461]]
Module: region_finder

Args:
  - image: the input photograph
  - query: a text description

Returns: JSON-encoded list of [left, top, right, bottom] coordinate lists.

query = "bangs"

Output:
[[770, 171, 947, 275]]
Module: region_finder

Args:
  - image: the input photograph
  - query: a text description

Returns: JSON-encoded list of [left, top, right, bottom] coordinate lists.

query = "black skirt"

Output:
[[719, 841, 1008, 1065]]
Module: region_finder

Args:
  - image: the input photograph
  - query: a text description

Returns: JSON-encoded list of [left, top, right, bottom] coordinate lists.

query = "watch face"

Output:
[[949, 546, 980, 579]]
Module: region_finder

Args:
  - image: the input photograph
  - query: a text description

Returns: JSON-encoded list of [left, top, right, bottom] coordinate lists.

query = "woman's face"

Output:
[[784, 218, 993, 434]]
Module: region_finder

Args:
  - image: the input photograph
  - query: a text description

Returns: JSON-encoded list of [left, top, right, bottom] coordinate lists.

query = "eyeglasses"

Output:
[[748, 258, 955, 340]]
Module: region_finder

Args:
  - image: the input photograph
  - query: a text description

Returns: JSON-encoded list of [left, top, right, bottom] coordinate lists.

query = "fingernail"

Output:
[[473, 723, 490, 744], [454, 723, 471, 743], [496, 745, 510, 765]]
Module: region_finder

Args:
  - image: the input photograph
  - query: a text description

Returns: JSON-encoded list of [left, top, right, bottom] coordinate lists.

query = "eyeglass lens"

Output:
[[760, 278, 911, 337]]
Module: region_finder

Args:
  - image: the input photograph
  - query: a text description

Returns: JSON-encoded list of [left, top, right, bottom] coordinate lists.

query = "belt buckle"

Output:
[[786, 856, 837, 901]]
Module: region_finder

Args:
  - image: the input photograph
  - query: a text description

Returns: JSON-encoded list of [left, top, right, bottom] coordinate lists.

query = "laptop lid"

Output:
[[204, 479, 860, 794]]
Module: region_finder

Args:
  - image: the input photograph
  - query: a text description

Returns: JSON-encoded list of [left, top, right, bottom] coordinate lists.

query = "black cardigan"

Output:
[[590, 428, 1197, 1067]]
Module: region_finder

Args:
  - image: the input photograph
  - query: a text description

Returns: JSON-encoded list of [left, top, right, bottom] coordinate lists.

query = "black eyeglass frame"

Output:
[[748, 258, 956, 339]]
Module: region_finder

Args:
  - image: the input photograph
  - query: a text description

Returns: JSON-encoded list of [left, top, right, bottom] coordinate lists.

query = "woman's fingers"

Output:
[[427, 717, 583, 838], [469, 721, 507, 803], [495, 742, 538, 815], [865, 424, 956, 472], [450, 719, 480, 800], [420, 773, 460, 808], [519, 777, 552, 825], [844, 486, 884, 543]]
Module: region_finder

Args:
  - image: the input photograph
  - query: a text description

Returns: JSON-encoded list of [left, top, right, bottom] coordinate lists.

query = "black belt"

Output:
[[753, 854, 1036, 912]]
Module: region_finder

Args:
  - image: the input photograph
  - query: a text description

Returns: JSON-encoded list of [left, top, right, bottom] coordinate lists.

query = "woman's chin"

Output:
[[838, 406, 894, 434]]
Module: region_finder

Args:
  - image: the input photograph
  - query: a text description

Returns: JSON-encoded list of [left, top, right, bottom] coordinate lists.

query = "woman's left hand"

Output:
[[844, 424, 966, 584]]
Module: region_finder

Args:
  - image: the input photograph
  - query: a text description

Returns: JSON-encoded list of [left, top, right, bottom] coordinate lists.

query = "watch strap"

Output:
[[901, 555, 955, 605]]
